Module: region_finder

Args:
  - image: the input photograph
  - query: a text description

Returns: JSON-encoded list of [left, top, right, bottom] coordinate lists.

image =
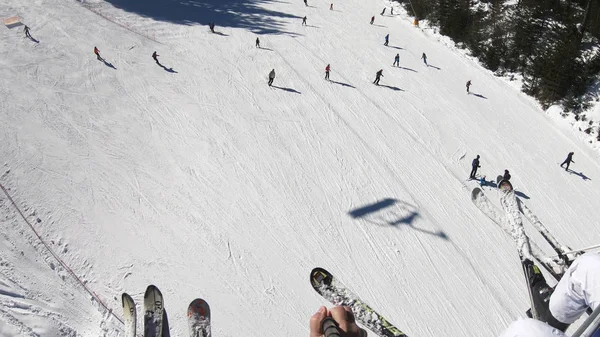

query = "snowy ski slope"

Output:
[[1, 0, 600, 336]]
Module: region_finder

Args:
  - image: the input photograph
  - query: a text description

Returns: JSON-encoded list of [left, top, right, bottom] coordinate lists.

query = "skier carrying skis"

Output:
[[421, 52, 428, 65], [268, 69, 276, 86], [325, 64, 331, 80], [381, 7, 386, 15], [560, 152, 574, 171], [309, 252, 600, 337], [256, 37, 260, 48], [370, 16, 375, 25], [393, 53, 400, 67], [373, 69, 383, 85], [24, 25, 31, 38], [152, 51, 159, 64], [94, 46, 102, 61], [470, 155, 480, 179], [384, 34, 389, 46], [466, 80, 472, 93], [302, 16, 307, 26], [503, 169, 511, 181]]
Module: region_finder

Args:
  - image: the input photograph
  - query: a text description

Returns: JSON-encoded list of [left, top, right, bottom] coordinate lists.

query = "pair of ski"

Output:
[[122, 285, 211, 337], [471, 178, 573, 281]]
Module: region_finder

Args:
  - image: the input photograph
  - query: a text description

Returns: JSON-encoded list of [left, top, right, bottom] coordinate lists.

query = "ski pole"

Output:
[[571, 304, 600, 337], [322, 317, 341, 337], [550, 243, 600, 258]]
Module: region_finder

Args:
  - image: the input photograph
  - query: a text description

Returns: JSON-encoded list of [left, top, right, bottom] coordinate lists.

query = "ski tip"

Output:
[[188, 298, 210, 319], [122, 293, 134, 307], [310, 267, 333, 289], [145, 284, 162, 297]]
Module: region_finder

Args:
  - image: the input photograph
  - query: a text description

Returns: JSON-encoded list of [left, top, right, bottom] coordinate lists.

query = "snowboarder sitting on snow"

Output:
[[94, 46, 102, 61], [309, 252, 600, 337], [466, 80, 472, 93], [370, 16, 375, 25], [502, 169, 511, 181], [302, 16, 307, 26], [421, 52, 427, 65], [325, 64, 331, 80], [373, 69, 383, 85], [470, 155, 480, 179], [560, 152, 574, 171], [256, 37, 260, 48], [152, 51, 159, 64], [384, 34, 389, 46], [268, 69, 276, 86], [393, 53, 400, 67]]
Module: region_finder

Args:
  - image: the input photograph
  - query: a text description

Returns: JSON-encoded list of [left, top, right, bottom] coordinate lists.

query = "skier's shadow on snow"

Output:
[[272, 85, 301, 94], [162, 309, 171, 337], [387, 45, 403, 50], [567, 169, 591, 181], [330, 80, 355, 88], [398, 66, 417, 73], [28, 36, 40, 43], [515, 191, 530, 199], [470, 92, 487, 99], [427, 64, 441, 70], [379, 84, 403, 91], [348, 199, 448, 240], [103, 60, 117, 69], [212, 31, 229, 36], [158, 63, 178, 73], [258, 47, 273, 51], [305, 25, 320, 28], [372, 24, 387, 28]]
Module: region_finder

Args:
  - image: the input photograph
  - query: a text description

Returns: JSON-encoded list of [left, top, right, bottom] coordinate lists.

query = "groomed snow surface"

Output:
[[1, 0, 599, 336]]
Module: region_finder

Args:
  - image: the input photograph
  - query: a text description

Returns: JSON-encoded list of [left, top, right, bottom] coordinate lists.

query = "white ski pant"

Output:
[[499, 253, 600, 337]]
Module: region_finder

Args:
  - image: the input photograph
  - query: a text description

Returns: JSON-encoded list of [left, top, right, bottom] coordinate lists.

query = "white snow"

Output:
[[1, 0, 600, 336]]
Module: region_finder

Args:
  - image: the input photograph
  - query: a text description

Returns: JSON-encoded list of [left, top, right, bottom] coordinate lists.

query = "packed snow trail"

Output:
[[1, 0, 600, 336]]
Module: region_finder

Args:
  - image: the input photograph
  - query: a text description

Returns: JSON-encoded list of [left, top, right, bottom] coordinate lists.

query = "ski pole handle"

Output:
[[322, 317, 341, 337]]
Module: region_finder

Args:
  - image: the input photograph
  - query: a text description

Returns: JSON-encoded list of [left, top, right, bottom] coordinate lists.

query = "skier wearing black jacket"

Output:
[[470, 155, 480, 179]]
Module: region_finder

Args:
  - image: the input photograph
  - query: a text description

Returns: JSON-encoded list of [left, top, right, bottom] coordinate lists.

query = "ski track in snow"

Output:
[[1, 0, 600, 336]]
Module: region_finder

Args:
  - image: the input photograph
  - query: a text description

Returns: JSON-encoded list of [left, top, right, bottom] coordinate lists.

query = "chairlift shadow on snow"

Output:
[[348, 198, 448, 240], [272, 85, 301, 94], [101, 0, 303, 36], [567, 169, 591, 181], [329, 80, 355, 88]]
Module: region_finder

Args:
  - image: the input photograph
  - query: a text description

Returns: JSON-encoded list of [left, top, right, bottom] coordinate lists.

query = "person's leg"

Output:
[[550, 253, 600, 324], [498, 318, 567, 337]]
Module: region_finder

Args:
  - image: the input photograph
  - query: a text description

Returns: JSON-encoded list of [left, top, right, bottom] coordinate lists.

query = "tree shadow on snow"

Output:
[[102, 0, 302, 36], [567, 169, 591, 181], [330, 80, 355, 88], [349, 199, 448, 240], [272, 85, 301, 94]]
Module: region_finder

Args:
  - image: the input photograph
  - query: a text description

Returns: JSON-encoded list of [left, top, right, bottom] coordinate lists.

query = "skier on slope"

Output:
[[391, 7, 394, 15], [393, 53, 400, 67], [152, 51, 159, 64], [304, 0, 308, 6], [370, 16, 375, 25], [209, 22, 215, 33], [268, 69, 276, 86], [308, 252, 600, 337], [373, 69, 383, 85], [421, 53, 428, 65], [502, 169, 511, 181], [560, 152, 575, 171], [256, 37, 260, 48], [381, 7, 386, 15], [330, 3, 333, 10], [470, 155, 480, 179], [94, 46, 102, 61], [302, 16, 307, 26], [24, 25, 31, 39], [466, 80, 472, 93], [325, 64, 331, 80], [384, 34, 389, 46]]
